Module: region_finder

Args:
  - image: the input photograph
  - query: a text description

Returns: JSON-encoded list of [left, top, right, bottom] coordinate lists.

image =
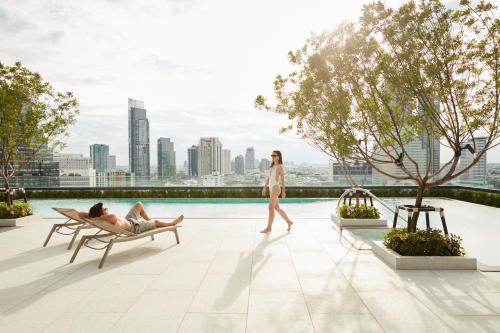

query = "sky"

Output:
[[2, 0, 499, 166]]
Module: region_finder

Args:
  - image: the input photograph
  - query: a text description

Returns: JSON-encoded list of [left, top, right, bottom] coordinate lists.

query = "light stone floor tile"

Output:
[[442, 314, 500, 333], [311, 313, 384, 333], [358, 290, 451, 332], [303, 287, 371, 315], [248, 290, 309, 315], [246, 312, 315, 333], [68, 275, 156, 313], [0, 290, 91, 332], [207, 252, 253, 275], [401, 274, 497, 316], [189, 273, 250, 313], [109, 290, 195, 333], [42, 312, 123, 333], [177, 313, 247, 333], [149, 261, 211, 291]]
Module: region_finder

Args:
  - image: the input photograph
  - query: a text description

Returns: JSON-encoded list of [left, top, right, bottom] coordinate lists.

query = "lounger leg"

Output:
[[98, 240, 114, 269], [43, 224, 59, 247], [174, 228, 180, 244], [68, 226, 83, 250], [151, 235, 155, 241], [70, 236, 87, 263]]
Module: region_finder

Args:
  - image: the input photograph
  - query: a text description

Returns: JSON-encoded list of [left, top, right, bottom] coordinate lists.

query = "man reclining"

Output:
[[79, 201, 184, 233]]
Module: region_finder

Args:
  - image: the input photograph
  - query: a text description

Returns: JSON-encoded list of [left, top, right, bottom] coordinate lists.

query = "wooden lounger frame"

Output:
[[44, 208, 96, 250], [70, 217, 181, 269]]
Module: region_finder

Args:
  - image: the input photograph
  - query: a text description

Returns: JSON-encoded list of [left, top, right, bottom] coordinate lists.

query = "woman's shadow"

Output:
[[213, 232, 289, 311]]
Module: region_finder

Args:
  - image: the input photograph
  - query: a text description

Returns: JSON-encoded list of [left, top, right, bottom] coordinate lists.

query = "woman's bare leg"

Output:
[[260, 186, 280, 233], [275, 204, 293, 231], [154, 215, 184, 227]]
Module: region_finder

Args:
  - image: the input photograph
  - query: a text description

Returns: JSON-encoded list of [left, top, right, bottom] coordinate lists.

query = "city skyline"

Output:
[[2, 0, 499, 166]]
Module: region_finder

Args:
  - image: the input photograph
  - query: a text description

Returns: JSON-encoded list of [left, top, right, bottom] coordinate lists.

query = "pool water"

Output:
[[29, 197, 500, 267]]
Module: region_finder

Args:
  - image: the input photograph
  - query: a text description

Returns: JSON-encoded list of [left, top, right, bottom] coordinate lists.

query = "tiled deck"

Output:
[[1, 217, 500, 332]]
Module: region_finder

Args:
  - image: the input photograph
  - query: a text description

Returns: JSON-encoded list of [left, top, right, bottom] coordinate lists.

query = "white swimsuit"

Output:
[[268, 165, 282, 193]]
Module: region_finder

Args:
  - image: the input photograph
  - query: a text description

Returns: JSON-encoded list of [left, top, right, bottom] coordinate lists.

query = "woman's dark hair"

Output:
[[88, 202, 104, 218], [270, 150, 283, 167]]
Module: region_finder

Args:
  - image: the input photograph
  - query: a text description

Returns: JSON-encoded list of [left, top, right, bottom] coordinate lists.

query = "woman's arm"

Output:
[[279, 165, 286, 198], [262, 175, 270, 197]]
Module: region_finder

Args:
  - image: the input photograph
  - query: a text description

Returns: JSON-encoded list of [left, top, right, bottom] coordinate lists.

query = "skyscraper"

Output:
[[235, 155, 245, 175], [128, 98, 150, 177], [197, 137, 222, 176], [245, 147, 255, 171], [259, 158, 270, 173], [459, 136, 487, 185], [90, 144, 109, 172], [187, 145, 198, 177], [157, 138, 176, 178], [108, 155, 116, 170], [222, 149, 231, 175]]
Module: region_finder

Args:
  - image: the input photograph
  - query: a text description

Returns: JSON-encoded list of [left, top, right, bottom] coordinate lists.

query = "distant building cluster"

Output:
[[7, 98, 492, 188]]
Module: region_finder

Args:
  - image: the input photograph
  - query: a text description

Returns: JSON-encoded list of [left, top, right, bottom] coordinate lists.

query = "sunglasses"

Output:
[[271, 154, 277, 157]]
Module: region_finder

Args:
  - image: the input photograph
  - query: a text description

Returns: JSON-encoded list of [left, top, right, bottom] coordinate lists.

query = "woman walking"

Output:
[[260, 150, 293, 233]]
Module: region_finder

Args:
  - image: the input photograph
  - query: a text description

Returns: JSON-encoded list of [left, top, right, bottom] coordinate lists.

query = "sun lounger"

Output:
[[44, 208, 96, 250], [69, 216, 181, 268]]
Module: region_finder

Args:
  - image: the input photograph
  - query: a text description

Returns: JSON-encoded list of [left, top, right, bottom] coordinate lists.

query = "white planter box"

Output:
[[0, 214, 39, 227], [372, 241, 477, 270], [331, 213, 388, 228]]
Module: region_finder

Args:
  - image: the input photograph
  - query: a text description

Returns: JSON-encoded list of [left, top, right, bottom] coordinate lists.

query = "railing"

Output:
[[7, 175, 500, 190]]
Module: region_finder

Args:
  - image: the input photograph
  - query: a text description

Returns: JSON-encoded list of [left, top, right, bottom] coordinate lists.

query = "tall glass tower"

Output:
[[197, 137, 222, 176], [187, 145, 198, 177], [90, 144, 109, 172], [128, 98, 150, 177], [245, 147, 255, 171], [157, 138, 176, 178]]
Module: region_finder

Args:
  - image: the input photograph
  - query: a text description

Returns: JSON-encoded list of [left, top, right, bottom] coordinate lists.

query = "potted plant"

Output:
[[0, 200, 35, 227], [331, 202, 387, 229], [371, 228, 476, 270]]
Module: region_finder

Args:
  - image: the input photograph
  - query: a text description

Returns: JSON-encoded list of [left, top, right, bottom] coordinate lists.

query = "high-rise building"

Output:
[[329, 160, 372, 185], [108, 155, 116, 170], [259, 158, 270, 173], [222, 149, 231, 175], [54, 153, 92, 175], [373, 99, 441, 184], [128, 98, 150, 177], [245, 147, 255, 171], [90, 144, 109, 172], [187, 145, 198, 177], [235, 155, 245, 175], [13, 145, 60, 187], [459, 136, 487, 185], [54, 153, 96, 186], [393, 134, 440, 179], [157, 138, 176, 178], [197, 137, 222, 176]]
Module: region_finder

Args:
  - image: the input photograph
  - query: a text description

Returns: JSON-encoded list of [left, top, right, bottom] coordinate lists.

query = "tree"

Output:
[[256, 0, 499, 232], [0, 61, 79, 204]]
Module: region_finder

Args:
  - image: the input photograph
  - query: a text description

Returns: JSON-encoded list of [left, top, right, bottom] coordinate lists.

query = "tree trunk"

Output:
[[3, 179, 12, 207], [409, 186, 424, 232]]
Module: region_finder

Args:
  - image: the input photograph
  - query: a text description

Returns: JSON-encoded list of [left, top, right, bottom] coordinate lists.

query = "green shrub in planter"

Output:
[[383, 228, 465, 256], [0, 202, 33, 219], [338, 204, 381, 219]]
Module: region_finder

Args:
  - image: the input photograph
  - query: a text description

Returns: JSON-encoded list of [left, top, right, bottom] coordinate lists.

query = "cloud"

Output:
[[0, 5, 35, 33], [148, 55, 213, 75], [42, 31, 65, 45]]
